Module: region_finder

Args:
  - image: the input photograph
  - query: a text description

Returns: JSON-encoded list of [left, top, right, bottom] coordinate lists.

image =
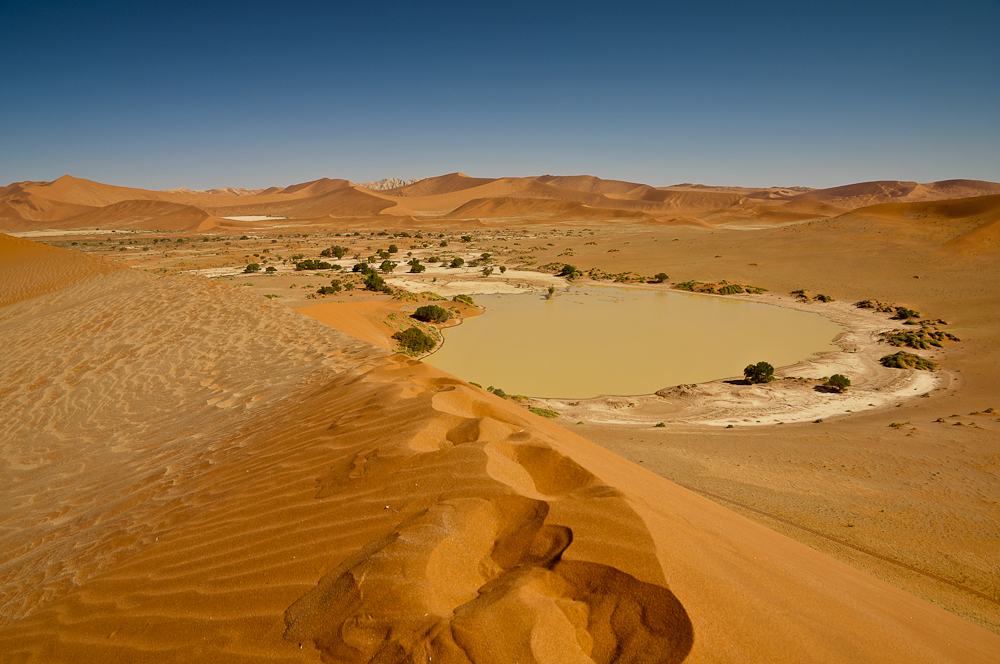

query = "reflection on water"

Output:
[[424, 286, 843, 398]]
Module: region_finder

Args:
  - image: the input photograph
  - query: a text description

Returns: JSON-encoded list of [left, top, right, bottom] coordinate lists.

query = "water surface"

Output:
[[424, 286, 842, 398]]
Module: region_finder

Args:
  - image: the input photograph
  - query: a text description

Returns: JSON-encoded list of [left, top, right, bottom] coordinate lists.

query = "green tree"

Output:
[[826, 374, 851, 392], [244, 263, 260, 273], [364, 272, 391, 293], [380, 260, 397, 274], [651, 272, 669, 283], [558, 264, 580, 278], [744, 361, 775, 384], [265, 266, 277, 273], [388, 244, 399, 254], [392, 327, 436, 354], [413, 305, 449, 323], [450, 257, 465, 268], [482, 266, 494, 276]]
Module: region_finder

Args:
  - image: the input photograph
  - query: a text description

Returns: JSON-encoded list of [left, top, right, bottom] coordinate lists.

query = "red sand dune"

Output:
[[47, 199, 232, 231], [1, 236, 999, 662]]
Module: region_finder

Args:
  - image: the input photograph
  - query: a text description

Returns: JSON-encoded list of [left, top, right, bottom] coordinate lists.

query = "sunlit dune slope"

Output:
[[445, 196, 651, 221], [1, 238, 998, 662], [831, 194, 1000, 252], [204, 185, 412, 218], [0, 234, 121, 306]]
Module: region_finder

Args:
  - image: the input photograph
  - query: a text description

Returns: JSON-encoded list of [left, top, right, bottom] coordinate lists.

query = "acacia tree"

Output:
[[744, 361, 775, 384], [826, 374, 851, 392]]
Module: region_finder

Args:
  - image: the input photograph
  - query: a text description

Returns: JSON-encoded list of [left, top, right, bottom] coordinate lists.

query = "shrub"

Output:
[[392, 327, 436, 354], [674, 281, 698, 291], [815, 294, 833, 302], [650, 273, 669, 283], [244, 263, 260, 273], [453, 294, 475, 306], [409, 261, 426, 273], [380, 260, 398, 274], [880, 351, 937, 371], [482, 266, 493, 276], [744, 361, 775, 384], [826, 374, 851, 392], [461, 235, 472, 242], [717, 284, 744, 295], [266, 266, 277, 273], [529, 407, 559, 418], [558, 264, 581, 278], [388, 244, 398, 254], [499, 265, 507, 273], [440, 240, 448, 247], [295, 259, 332, 271], [791, 289, 808, 299], [894, 306, 920, 320], [487, 386, 507, 398], [654, 422, 666, 427], [352, 262, 372, 274], [413, 305, 449, 323], [320, 245, 348, 259], [364, 272, 392, 293], [450, 257, 465, 268]]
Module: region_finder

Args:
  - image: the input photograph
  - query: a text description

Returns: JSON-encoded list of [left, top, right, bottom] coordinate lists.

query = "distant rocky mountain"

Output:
[[355, 177, 424, 191], [163, 186, 264, 196]]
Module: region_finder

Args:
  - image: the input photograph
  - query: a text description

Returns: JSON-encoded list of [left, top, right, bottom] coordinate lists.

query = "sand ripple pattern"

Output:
[[0, 267, 384, 625]]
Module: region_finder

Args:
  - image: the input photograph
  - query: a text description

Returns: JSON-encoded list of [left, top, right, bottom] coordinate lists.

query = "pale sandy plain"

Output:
[[1, 173, 1000, 662]]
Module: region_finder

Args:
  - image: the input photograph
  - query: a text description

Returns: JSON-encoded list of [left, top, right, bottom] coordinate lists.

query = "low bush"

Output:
[[392, 327, 436, 354], [413, 305, 449, 323], [244, 263, 260, 273], [826, 374, 851, 392], [815, 294, 833, 302], [453, 294, 475, 306], [744, 361, 775, 384], [295, 259, 332, 271], [529, 407, 559, 418], [880, 351, 937, 371]]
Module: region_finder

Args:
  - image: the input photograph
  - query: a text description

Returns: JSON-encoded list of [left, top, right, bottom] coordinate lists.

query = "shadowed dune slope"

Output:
[[445, 196, 651, 221], [47, 199, 231, 231], [1, 239, 999, 663]]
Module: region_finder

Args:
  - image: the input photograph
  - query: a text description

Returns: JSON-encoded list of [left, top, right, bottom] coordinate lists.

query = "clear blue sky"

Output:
[[3, 0, 998, 190]]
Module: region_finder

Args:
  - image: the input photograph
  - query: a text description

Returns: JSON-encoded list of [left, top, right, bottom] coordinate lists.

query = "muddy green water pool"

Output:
[[423, 286, 844, 398]]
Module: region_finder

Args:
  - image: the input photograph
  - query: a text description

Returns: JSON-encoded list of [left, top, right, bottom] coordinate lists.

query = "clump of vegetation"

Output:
[[244, 262, 260, 273], [654, 422, 666, 427], [674, 280, 700, 291], [392, 327, 436, 354], [815, 294, 833, 302], [547, 285, 556, 299], [826, 374, 851, 392], [529, 407, 559, 419], [413, 305, 449, 323], [453, 294, 475, 307], [649, 273, 669, 283], [364, 272, 392, 294], [882, 328, 959, 349], [717, 283, 744, 295], [557, 263, 582, 278], [889, 422, 906, 429], [790, 289, 808, 300], [320, 245, 348, 259], [856, 299, 889, 311], [408, 258, 426, 273], [295, 259, 333, 271], [450, 257, 465, 268], [880, 351, 938, 371], [744, 361, 775, 384], [893, 306, 920, 320], [486, 386, 507, 398], [265, 266, 277, 273], [316, 279, 342, 295]]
